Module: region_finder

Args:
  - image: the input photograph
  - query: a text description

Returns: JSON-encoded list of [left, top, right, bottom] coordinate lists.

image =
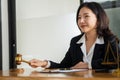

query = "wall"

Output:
[[16, 0, 80, 68], [106, 8, 120, 39], [1, 0, 9, 70]]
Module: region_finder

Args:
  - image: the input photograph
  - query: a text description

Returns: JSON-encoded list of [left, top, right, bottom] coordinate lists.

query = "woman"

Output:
[[29, 2, 120, 69]]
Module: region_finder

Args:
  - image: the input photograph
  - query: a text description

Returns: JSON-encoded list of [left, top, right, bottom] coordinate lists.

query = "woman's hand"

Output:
[[29, 59, 48, 68], [71, 61, 88, 69]]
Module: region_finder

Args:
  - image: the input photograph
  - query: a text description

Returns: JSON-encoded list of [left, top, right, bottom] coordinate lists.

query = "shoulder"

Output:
[[71, 33, 84, 43], [104, 34, 119, 43]]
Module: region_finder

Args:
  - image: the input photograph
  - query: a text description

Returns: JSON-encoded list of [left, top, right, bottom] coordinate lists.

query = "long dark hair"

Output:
[[76, 2, 113, 38]]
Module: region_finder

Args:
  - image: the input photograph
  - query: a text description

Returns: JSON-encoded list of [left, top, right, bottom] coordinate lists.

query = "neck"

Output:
[[85, 31, 97, 41]]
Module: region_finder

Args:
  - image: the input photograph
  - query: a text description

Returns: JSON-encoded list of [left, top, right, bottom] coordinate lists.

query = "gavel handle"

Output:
[[22, 60, 30, 64]]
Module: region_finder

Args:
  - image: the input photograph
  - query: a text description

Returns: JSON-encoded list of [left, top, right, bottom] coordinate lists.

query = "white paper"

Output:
[[40, 68, 88, 73]]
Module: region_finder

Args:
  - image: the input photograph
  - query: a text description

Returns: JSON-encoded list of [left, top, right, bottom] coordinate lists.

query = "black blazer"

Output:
[[49, 34, 120, 69]]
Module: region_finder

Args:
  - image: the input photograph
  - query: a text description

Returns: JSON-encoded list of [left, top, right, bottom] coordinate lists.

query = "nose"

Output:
[[79, 18, 85, 24]]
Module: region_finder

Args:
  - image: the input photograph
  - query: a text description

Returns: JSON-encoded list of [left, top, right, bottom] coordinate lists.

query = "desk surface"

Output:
[[0, 68, 120, 80]]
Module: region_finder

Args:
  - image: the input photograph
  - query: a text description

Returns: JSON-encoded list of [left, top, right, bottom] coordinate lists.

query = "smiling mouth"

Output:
[[81, 25, 87, 28]]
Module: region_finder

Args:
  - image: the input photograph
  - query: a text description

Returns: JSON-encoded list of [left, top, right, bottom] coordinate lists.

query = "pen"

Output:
[[60, 68, 72, 70]]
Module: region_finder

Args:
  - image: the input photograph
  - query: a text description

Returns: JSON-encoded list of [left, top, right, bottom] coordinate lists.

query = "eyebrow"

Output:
[[78, 13, 89, 16]]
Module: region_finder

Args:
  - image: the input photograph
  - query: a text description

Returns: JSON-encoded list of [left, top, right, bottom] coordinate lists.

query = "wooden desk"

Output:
[[0, 68, 120, 80]]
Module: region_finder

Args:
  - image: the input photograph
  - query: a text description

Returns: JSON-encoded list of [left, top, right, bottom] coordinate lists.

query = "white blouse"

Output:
[[77, 34, 104, 69]]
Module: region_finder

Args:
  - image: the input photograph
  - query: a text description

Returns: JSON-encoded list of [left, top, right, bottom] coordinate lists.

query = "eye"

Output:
[[78, 16, 81, 19], [85, 15, 90, 18]]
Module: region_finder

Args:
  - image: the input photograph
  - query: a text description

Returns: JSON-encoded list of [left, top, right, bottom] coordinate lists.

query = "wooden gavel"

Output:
[[15, 54, 30, 65]]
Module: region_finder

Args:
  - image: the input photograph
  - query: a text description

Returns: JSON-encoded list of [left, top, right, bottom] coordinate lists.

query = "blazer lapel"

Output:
[[93, 44, 105, 60], [72, 43, 83, 65]]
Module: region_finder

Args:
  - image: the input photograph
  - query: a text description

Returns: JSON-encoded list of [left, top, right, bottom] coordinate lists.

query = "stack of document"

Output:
[[40, 68, 88, 73]]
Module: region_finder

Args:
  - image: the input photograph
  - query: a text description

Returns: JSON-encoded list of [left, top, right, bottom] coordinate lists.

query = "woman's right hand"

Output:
[[29, 59, 48, 68]]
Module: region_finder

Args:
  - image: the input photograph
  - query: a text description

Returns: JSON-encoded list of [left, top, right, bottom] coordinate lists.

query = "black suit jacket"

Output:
[[49, 34, 120, 69]]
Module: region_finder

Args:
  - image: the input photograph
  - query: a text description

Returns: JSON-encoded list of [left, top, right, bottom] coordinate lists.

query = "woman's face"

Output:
[[77, 7, 97, 34]]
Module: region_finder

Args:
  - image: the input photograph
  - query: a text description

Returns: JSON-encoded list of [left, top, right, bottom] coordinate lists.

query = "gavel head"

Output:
[[15, 54, 22, 65]]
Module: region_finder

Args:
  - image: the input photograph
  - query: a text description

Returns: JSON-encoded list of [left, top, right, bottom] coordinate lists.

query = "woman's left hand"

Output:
[[71, 61, 88, 69]]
